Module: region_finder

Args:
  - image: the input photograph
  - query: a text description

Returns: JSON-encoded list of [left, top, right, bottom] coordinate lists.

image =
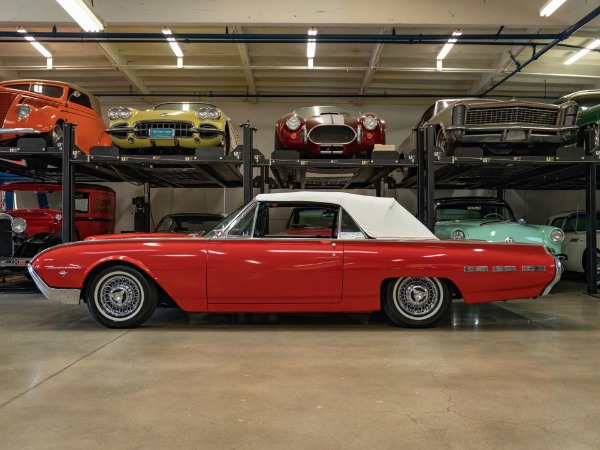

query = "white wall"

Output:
[[96, 98, 595, 232]]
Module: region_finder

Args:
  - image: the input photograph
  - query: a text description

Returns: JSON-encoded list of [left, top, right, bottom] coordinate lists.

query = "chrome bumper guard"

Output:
[[28, 264, 82, 305], [542, 255, 563, 296]]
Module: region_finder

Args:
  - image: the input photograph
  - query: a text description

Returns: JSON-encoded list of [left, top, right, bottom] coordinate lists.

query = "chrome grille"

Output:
[[466, 107, 558, 126], [0, 92, 18, 125], [308, 125, 356, 145], [133, 121, 194, 138], [0, 216, 13, 258]]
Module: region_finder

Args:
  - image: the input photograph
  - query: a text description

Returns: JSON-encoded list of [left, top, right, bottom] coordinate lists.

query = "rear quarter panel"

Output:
[[342, 240, 556, 306]]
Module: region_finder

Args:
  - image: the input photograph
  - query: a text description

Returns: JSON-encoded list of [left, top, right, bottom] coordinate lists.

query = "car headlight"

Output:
[[197, 108, 221, 120], [563, 105, 578, 127], [363, 115, 378, 131], [451, 229, 465, 239], [452, 105, 466, 126], [119, 108, 133, 120], [108, 107, 133, 120], [285, 115, 302, 131], [16, 105, 31, 120], [107, 108, 121, 120], [551, 228, 564, 243], [12, 217, 27, 234], [55, 213, 62, 222]]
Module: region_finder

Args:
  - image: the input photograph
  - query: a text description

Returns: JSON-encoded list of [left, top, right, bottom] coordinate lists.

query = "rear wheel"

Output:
[[86, 265, 158, 328], [383, 277, 451, 328]]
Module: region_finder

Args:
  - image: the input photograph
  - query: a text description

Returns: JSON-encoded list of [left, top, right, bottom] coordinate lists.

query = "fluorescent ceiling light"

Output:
[[307, 28, 317, 59], [539, 0, 567, 17], [55, 0, 105, 32], [163, 28, 184, 58], [564, 39, 600, 65], [308, 58, 314, 69], [17, 28, 53, 58], [437, 30, 462, 60]]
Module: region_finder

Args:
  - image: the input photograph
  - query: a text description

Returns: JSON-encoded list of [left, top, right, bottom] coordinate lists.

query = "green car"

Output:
[[555, 90, 600, 153], [434, 197, 565, 256]]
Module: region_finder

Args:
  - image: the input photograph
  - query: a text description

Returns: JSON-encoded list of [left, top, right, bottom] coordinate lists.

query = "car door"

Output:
[[206, 202, 343, 305]]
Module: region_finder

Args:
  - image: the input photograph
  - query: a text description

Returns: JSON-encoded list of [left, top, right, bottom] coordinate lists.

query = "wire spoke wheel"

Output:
[[87, 265, 157, 328], [384, 277, 451, 328]]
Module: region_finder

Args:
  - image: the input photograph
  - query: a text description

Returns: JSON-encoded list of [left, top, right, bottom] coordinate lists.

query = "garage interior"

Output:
[[1, 1, 600, 448]]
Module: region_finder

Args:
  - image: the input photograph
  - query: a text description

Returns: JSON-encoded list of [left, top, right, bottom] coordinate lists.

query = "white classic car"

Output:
[[547, 211, 600, 277]]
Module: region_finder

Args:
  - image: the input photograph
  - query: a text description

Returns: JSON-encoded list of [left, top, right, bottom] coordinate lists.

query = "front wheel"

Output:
[[86, 265, 158, 328], [383, 277, 451, 328]]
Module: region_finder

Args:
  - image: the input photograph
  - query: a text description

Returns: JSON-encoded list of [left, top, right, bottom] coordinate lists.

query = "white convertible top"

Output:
[[255, 191, 437, 240]]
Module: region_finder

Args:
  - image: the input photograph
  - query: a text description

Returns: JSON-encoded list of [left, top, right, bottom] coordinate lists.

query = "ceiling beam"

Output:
[[232, 26, 257, 102], [97, 42, 151, 97], [358, 26, 391, 101]]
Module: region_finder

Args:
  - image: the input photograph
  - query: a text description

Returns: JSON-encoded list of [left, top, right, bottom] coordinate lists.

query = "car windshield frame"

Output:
[[436, 202, 518, 222], [153, 102, 216, 111], [293, 106, 361, 117]]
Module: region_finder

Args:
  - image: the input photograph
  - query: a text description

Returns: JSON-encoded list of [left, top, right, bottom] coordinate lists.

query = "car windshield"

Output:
[[1, 189, 62, 211], [294, 106, 360, 117], [436, 202, 517, 222], [154, 103, 215, 111], [202, 203, 249, 237], [555, 94, 600, 110]]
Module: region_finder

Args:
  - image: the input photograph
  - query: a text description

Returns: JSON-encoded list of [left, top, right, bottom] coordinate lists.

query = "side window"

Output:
[[227, 203, 257, 237], [549, 217, 565, 229], [75, 192, 90, 213], [32, 84, 64, 98], [69, 89, 92, 109], [339, 209, 365, 240], [4, 84, 31, 93], [253, 203, 337, 238]]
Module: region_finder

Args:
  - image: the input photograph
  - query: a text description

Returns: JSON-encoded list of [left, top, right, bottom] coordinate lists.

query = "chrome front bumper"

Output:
[[0, 128, 42, 135], [28, 264, 82, 305]]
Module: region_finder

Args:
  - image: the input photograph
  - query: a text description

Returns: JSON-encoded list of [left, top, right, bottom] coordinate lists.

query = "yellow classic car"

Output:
[[106, 102, 237, 154]]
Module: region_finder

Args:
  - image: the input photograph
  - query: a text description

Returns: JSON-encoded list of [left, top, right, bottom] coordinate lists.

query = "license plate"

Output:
[[505, 130, 526, 141], [150, 128, 174, 139]]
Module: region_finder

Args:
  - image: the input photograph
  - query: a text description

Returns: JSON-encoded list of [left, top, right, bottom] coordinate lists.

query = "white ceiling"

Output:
[[0, 0, 599, 105]]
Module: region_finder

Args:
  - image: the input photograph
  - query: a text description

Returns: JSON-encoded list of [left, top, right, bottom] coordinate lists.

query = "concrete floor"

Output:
[[0, 275, 599, 450]]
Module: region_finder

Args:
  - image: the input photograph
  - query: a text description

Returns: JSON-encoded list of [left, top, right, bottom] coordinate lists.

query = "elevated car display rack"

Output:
[[1, 122, 599, 294]]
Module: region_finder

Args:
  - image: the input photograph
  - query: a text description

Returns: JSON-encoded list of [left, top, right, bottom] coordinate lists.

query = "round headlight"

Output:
[[286, 115, 302, 131], [119, 108, 132, 120], [363, 115, 378, 131], [551, 228, 564, 243], [16, 105, 31, 120], [108, 108, 121, 120], [197, 108, 209, 120], [451, 229, 465, 240], [208, 108, 221, 120], [55, 213, 62, 222], [12, 217, 27, 234]]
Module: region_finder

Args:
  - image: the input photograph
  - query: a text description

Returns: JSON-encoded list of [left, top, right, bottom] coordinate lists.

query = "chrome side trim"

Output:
[[28, 264, 82, 305]]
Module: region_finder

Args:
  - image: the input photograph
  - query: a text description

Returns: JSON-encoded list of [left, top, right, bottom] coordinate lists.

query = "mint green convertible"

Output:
[[435, 197, 565, 256]]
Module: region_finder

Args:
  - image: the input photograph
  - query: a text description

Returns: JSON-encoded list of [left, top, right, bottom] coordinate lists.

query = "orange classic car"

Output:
[[0, 79, 111, 152]]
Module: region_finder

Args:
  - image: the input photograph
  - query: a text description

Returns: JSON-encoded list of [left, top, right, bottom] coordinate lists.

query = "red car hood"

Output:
[[85, 232, 202, 240]]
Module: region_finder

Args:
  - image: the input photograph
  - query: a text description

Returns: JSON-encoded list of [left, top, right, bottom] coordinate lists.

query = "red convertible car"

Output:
[[28, 192, 561, 329], [275, 106, 385, 158]]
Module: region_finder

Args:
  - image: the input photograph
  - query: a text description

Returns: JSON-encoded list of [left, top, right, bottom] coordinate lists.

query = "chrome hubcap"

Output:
[[394, 278, 441, 317], [98, 274, 142, 318]]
